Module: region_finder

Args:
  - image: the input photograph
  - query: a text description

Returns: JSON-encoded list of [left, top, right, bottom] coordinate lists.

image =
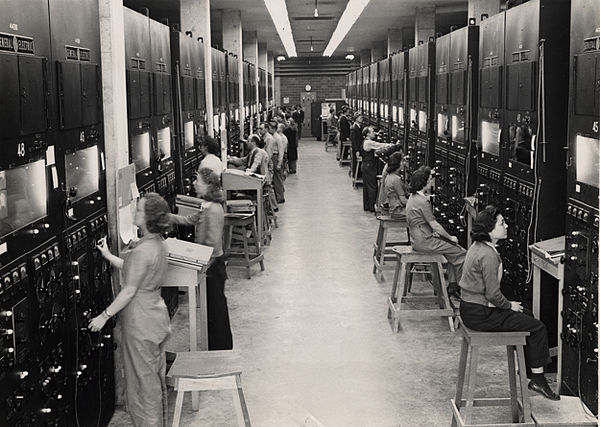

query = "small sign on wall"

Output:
[[283, 97, 290, 104]]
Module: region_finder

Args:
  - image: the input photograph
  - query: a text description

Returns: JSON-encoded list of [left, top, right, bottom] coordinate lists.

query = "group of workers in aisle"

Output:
[[87, 112, 303, 426], [335, 110, 561, 403]]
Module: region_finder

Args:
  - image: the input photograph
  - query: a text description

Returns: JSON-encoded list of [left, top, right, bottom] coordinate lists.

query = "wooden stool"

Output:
[[167, 350, 251, 427], [387, 246, 455, 332], [339, 141, 352, 167], [224, 213, 265, 279], [451, 319, 534, 426], [353, 156, 363, 188], [372, 215, 410, 281]]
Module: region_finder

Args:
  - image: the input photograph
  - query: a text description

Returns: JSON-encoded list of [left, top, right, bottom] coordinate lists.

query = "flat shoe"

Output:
[[528, 381, 560, 401]]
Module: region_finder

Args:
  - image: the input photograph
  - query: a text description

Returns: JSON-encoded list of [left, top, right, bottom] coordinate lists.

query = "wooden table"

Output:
[[164, 238, 213, 410], [529, 236, 565, 391], [222, 169, 266, 245], [463, 196, 478, 247]]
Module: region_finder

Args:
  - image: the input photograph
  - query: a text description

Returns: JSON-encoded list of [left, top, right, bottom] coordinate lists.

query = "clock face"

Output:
[[304, 84, 312, 92]]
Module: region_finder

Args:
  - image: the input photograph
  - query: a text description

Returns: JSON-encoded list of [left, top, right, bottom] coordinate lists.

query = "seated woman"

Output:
[[382, 151, 408, 219], [170, 168, 233, 350], [405, 166, 466, 298], [459, 206, 559, 400]]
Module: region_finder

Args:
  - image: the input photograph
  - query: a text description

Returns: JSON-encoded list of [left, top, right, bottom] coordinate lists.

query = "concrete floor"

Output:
[[108, 138, 558, 427]]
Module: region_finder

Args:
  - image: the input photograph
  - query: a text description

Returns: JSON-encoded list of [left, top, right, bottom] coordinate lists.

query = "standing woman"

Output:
[[362, 126, 393, 212], [459, 206, 559, 400], [89, 193, 172, 427], [170, 167, 233, 350], [405, 166, 466, 298]]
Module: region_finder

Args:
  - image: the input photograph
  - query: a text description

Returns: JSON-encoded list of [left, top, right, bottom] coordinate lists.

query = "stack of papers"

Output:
[[166, 238, 213, 267]]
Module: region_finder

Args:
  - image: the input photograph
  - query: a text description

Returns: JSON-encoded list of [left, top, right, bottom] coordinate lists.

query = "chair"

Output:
[[387, 246, 455, 332], [450, 318, 534, 426], [167, 350, 251, 427]]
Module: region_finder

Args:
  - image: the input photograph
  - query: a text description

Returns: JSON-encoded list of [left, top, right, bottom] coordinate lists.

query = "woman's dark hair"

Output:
[[471, 205, 501, 242], [386, 151, 405, 174], [408, 166, 431, 194], [197, 167, 225, 203], [203, 136, 220, 155], [362, 126, 373, 139], [143, 193, 172, 234]]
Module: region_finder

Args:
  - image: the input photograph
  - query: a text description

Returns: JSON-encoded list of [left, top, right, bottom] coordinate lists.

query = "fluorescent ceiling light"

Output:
[[323, 0, 370, 57], [264, 0, 297, 57], [345, 54, 355, 60], [277, 55, 286, 61]]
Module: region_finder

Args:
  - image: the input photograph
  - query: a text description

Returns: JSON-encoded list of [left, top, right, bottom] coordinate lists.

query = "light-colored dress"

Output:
[[120, 234, 170, 427]]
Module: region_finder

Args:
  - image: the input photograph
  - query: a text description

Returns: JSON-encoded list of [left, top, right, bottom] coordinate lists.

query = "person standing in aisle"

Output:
[[283, 117, 298, 174], [362, 126, 393, 212], [350, 113, 364, 178], [169, 168, 233, 350], [89, 193, 172, 427], [338, 107, 351, 160], [198, 135, 223, 177], [405, 166, 465, 299], [276, 123, 289, 178], [269, 123, 286, 204], [259, 122, 278, 210], [228, 134, 270, 176], [297, 105, 305, 140], [459, 206, 560, 400], [327, 108, 338, 149]]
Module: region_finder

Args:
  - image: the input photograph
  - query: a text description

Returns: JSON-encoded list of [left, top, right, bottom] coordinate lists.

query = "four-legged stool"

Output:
[[451, 318, 534, 426], [339, 141, 352, 167], [167, 350, 251, 427], [372, 215, 410, 281], [387, 246, 455, 332], [224, 213, 265, 279]]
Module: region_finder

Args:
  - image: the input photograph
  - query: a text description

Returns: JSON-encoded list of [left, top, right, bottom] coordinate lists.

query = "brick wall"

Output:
[[278, 75, 347, 107]]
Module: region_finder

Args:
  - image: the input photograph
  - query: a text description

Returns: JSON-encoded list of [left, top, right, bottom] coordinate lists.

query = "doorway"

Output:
[[300, 92, 317, 136]]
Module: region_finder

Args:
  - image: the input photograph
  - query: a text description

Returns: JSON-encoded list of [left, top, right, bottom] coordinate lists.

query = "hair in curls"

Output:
[[471, 205, 501, 243], [408, 166, 431, 194], [386, 151, 405, 174], [196, 167, 225, 203], [362, 126, 373, 139], [143, 193, 172, 234]]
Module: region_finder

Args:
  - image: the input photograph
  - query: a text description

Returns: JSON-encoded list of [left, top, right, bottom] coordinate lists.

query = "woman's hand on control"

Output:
[[450, 236, 459, 244], [96, 237, 110, 258], [88, 313, 108, 332], [510, 301, 523, 312]]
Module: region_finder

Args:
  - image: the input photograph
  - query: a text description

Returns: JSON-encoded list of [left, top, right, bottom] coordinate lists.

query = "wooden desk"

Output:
[[529, 236, 565, 391], [164, 239, 213, 410], [222, 169, 266, 245], [463, 196, 478, 247]]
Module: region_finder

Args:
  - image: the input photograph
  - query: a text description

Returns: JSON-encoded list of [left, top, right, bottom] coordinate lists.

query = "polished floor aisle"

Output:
[[109, 138, 520, 427]]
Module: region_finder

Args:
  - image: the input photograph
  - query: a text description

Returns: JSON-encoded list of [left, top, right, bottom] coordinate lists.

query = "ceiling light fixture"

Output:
[[345, 54, 355, 60], [263, 0, 297, 57], [310, 36, 314, 52], [277, 55, 286, 61], [323, 0, 370, 56], [314, 0, 319, 17]]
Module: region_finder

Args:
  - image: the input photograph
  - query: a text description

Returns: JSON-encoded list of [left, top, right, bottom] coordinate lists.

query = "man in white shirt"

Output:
[[198, 136, 223, 177]]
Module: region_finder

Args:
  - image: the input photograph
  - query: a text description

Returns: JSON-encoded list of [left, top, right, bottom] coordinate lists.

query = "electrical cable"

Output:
[[464, 56, 473, 198]]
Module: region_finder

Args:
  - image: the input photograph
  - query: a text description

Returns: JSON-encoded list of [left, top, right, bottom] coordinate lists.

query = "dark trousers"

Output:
[[206, 256, 233, 350], [460, 301, 551, 368], [362, 160, 378, 212]]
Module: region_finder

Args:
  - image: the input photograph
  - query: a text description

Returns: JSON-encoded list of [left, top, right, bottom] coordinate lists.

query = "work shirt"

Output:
[[327, 114, 338, 131], [170, 201, 224, 259], [362, 138, 391, 153], [199, 154, 223, 177], [384, 172, 408, 218], [405, 192, 434, 234], [459, 241, 510, 309], [276, 132, 288, 168], [271, 132, 285, 168], [263, 132, 275, 158]]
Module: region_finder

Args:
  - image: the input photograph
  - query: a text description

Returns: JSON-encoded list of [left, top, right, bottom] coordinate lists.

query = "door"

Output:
[[300, 91, 317, 136]]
